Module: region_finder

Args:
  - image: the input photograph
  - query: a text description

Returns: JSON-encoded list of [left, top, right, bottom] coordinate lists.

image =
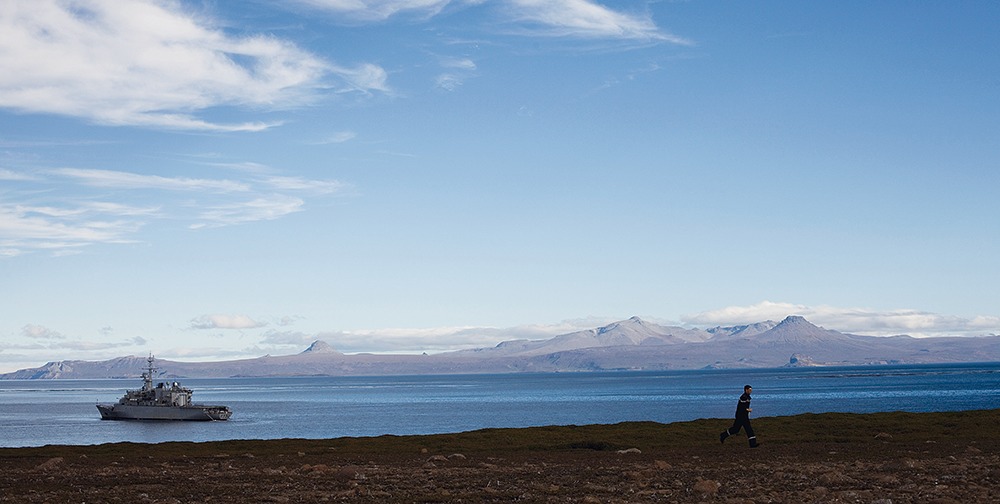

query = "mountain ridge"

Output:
[[3, 316, 998, 379]]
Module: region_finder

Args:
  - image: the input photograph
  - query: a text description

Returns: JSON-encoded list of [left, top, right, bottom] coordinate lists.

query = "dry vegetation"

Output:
[[2, 410, 999, 503]]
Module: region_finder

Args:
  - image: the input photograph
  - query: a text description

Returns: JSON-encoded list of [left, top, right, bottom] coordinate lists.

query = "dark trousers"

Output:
[[723, 416, 757, 445]]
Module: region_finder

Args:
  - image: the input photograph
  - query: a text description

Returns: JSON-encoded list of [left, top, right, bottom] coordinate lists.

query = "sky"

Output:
[[1, 0, 998, 373]]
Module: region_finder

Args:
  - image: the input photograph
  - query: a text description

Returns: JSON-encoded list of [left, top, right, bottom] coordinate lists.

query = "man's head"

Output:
[[744, 385, 752, 392]]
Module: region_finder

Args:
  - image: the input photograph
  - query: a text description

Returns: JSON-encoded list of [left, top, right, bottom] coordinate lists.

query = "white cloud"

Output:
[[0, 204, 144, 253], [1, 163, 345, 255], [0, 324, 151, 372], [683, 301, 807, 325], [295, 0, 461, 22], [435, 57, 477, 91], [314, 131, 358, 144], [21, 324, 66, 340], [505, 0, 689, 43], [190, 314, 268, 330], [969, 315, 1000, 329], [54, 168, 250, 192], [261, 176, 344, 194], [297, 0, 689, 43], [192, 194, 305, 228], [0, 169, 37, 181], [18, 201, 158, 221], [682, 301, 1000, 338], [57, 339, 138, 351], [259, 318, 614, 354], [331, 62, 391, 94], [260, 330, 318, 347], [80, 202, 162, 217], [435, 73, 465, 91], [0, 0, 385, 131], [442, 57, 477, 70]]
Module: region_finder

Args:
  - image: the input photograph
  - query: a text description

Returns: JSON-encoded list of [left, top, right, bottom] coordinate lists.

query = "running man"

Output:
[[720, 385, 759, 448]]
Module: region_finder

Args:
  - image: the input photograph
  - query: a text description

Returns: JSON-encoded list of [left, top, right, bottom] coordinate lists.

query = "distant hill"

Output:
[[3, 316, 999, 379]]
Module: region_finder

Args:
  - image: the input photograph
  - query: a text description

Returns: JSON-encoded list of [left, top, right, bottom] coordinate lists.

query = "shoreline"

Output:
[[3, 409, 999, 502]]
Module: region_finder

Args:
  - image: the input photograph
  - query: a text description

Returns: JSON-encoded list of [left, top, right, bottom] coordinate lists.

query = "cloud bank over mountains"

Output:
[[683, 302, 1000, 338], [6, 314, 1000, 379], [2, 302, 996, 373]]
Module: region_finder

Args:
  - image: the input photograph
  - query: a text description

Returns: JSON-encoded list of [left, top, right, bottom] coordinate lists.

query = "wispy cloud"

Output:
[[258, 318, 614, 354], [505, 0, 689, 43], [311, 131, 358, 145], [1, 164, 345, 256], [190, 314, 269, 330], [0, 168, 37, 181], [54, 168, 250, 192], [192, 194, 305, 229], [330, 62, 391, 94], [296, 0, 688, 43], [0, 0, 386, 131], [0, 203, 145, 253], [442, 57, 477, 70], [1, 324, 149, 370], [294, 0, 462, 22], [435, 74, 465, 91], [1, 318, 594, 371], [587, 62, 662, 95], [435, 57, 478, 91], [261, 176, 344, 194], [1, 0, 680, 135], [682, 301, 1000, 338], [260, 326, 506, 353]]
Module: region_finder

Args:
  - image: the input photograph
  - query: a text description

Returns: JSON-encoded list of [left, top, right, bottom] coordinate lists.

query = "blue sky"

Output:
[[1, 0, 998, 372]]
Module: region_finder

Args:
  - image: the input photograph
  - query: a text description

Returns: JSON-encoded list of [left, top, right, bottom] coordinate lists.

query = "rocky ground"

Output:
[[2, 410, 998, 503]]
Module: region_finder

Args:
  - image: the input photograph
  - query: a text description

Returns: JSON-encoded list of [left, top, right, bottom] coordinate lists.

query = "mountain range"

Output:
[[3, 316, 999, 379]]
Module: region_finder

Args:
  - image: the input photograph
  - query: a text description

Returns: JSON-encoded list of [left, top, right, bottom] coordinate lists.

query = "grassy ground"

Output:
[[2, 410, 998, 503], [1, 409, 997, 459]]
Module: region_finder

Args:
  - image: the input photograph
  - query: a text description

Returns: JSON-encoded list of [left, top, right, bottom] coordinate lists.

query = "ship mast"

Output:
[[142, 354, 156, 392]]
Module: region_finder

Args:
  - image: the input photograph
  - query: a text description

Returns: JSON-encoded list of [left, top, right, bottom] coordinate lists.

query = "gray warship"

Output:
[[96, 356, 232, 421]]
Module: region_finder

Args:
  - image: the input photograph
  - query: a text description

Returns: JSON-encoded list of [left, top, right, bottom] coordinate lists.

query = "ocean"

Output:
[[1, 363, 998, 448]]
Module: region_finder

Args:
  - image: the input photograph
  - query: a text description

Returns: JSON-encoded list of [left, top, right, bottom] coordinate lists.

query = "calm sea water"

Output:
[[1, 363, 998, 448]]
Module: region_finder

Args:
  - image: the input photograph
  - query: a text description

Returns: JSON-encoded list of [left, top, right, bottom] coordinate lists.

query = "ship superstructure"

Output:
[[96, 356, 231, 421]]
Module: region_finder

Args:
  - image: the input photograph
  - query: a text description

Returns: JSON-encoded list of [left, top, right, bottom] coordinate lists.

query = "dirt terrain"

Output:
[[2, 410, 998, 503]]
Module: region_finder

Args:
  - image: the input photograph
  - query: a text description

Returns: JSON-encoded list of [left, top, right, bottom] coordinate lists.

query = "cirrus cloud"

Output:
[[0, 203, 146, 254], [191, 194, 305, 229], [505, 0, 689, 43], [295, 0, 689, 43], [54, 168, 251, 192], [293, 0, 462, 22], [1, 164, 345, 256]]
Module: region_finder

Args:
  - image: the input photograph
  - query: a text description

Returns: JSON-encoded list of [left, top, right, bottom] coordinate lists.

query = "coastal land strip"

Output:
[[2, 409, 998, 503]]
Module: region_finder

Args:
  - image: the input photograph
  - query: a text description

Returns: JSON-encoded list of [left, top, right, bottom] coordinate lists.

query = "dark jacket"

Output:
[[735, 392, 751, 418]]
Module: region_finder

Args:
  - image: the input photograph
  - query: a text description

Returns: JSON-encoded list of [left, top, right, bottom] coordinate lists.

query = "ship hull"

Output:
[[97, 403, 231, 421]]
